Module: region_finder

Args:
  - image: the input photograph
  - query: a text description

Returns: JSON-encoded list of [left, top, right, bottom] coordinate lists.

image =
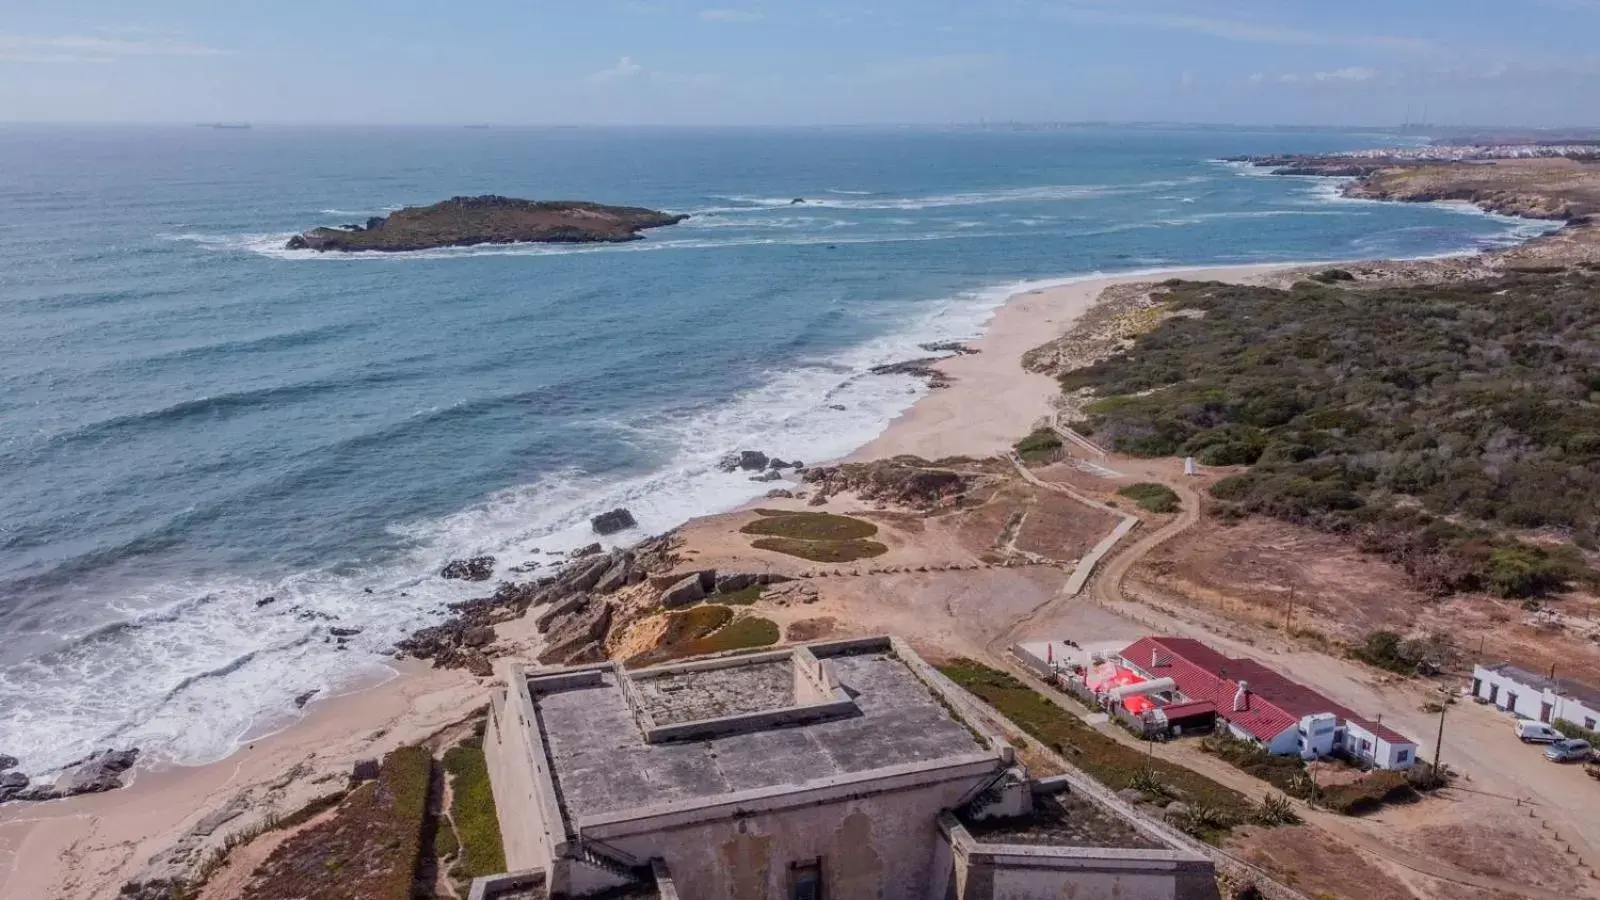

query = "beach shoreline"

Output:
[[0, 258, 1320, 900]]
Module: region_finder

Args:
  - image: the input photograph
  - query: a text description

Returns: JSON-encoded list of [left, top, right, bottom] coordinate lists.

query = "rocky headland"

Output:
[[1231, 154, 1600, 233], [285, 195, 688, 252]]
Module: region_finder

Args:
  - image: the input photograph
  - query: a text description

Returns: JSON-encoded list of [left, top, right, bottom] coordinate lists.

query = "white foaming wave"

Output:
[[679, 214, 855, 231], [321, 209, 373, 217], [826, 189, 874, 195], [713, 183, 1117, 211]]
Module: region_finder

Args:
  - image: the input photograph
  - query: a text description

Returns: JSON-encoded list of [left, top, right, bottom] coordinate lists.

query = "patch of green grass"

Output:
[[709, 584, 766, 606], [750, 536, 888, 562], [1117, 482, 1180, 514], [1015, 428, 1065, 464], [939, 660, 1252, 842], [741, 511, 878, 541], [442, 737, 506, 879], [679, 615, 781, 656]]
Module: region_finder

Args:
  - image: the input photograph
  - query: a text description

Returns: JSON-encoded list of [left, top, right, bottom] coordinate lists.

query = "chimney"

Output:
[[1233, 681, 1250, 712], [1152, 649, 1159, 669]]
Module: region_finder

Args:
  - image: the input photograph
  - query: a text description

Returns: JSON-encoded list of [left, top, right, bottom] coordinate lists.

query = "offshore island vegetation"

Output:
[[285, 195, 688, 252]]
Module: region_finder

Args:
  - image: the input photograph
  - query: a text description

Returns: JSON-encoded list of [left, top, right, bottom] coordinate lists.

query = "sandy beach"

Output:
[[849, 262, 1303, 462], [0, 260, 1305, 899]]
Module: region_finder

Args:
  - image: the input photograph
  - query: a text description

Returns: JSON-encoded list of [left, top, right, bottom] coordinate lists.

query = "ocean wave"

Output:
[[0, 267, 1159, 775]]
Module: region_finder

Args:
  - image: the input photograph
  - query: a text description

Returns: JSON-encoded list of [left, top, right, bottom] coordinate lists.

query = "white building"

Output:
[[1472, 662, 1600, 731]]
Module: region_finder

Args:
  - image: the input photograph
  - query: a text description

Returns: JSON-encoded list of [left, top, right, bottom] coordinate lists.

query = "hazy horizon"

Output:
[[2, 1, 1596, 128]]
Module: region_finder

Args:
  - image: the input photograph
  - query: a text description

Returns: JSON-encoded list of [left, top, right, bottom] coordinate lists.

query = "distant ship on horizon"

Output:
[[199, 122, 252, 130]]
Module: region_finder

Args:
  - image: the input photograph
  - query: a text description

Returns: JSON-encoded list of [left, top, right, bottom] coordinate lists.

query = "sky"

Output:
[[0, 0, 1595, 126]]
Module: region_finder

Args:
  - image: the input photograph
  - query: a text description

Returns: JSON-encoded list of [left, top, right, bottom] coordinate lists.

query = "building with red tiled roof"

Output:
[[1118, 637, 1418, 770]]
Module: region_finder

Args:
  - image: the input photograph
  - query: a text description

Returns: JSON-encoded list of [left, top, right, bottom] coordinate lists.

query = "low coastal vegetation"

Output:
[[742, 510, 889, 562], [442, 736, 507, 881], [1014, 428, 1065, 464], [939, 660, 1253, 842], [1117, 482, 1180, 514], [241, 746, 433, 900], [629, 604, 780, 665], [1063, 269, 1600, 597]]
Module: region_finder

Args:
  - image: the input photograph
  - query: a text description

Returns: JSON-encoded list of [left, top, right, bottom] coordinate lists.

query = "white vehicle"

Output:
[[1514, 720, 1562, 743]]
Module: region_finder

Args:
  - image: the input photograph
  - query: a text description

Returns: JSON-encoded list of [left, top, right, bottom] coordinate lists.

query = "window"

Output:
[[1396, 749, 1409, 763], [791, 859, 822, 900], [1586, 717, 1596, 731]]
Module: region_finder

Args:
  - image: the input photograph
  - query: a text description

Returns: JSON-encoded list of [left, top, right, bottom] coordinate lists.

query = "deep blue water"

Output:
[[0, 125, 1547, 772]]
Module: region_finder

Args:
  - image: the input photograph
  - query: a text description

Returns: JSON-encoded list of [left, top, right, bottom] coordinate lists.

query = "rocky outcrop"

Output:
[[441, 556, 495, 582], [591, 508, 638, 535], [802, 456, 979, 510], [869, 359, 952, 389], [0, 753, 16, 771], [537, 599, 613, 665], [660, 574, 709, 608], [286, 196, 688, 252], [397, 533, 681, 671], [2, 749, 141, 803]]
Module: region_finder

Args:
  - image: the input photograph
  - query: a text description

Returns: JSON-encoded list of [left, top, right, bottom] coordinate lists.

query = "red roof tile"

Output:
[[1119, 637, 1413, 746]]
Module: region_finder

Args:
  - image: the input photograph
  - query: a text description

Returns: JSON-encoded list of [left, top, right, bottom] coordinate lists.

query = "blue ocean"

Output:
[[0, 125, 1548, 773]]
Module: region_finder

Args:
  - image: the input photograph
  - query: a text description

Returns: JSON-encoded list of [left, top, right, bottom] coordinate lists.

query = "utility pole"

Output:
[[1432, 701, 1447, 781]]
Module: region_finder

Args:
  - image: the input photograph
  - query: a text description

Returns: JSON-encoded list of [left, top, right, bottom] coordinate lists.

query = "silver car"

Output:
[[1544, 739, 1593, 763]]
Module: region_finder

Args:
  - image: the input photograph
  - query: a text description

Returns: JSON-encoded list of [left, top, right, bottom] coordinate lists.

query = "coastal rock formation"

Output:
[[802, 456, 980, 510], [285, 196, 688, 252], [591, 507, 638, 535], [0, 753, 16, 771], [2, 749, 141, 803], [660, 573, 709, 608], [440, 556, 495, 582], [537, 599, 613, 665], [869, 358, 952, 389], [397, 533, 681, 671]]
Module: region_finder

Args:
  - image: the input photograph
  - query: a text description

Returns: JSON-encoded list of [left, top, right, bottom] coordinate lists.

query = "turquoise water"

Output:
[[0, 125, 1546, 773]]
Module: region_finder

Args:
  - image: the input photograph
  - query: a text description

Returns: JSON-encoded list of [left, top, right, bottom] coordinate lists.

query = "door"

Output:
[[1489, 685, 1499, 703], [1506, 691, 1518, 712], [1472, 677, 1482, 698], [1541, 702, 1553, 724]]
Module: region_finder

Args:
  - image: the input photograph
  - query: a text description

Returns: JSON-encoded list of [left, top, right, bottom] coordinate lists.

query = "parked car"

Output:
[[1544, 739, 1594, 763], [1514, 721, 1563, 743]]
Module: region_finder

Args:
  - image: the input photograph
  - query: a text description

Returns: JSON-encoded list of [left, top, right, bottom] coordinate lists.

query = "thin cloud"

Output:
[[1047, 4, 1436, 54], [853, 54, 999, 83], [587, 56, 645, 84], [0, 33, 224, 63], [700, 8, 764, 22], [1281, 66, 1379, 83]]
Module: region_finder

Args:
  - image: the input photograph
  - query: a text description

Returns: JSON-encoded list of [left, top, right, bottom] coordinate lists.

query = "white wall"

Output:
[[589, 777, 989, 900], [1472, 665, 1600, 728]]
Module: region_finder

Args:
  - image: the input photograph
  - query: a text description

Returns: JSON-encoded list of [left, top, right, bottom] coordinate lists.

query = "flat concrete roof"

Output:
[[531, 645, 986, 821]]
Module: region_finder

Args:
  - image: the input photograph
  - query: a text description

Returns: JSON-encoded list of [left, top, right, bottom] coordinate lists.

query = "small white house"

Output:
[[1472, 662, 1600, 731]]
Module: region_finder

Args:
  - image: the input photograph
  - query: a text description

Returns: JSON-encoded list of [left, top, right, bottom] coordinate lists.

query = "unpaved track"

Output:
[[978, 458, 1591, 899]]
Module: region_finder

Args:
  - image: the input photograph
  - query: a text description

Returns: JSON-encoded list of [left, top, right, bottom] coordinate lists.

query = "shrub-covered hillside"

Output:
[[1062, 267, 1600, 596]]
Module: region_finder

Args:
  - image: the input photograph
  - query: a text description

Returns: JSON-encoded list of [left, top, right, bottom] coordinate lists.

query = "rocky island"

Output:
[[285, 195, 688, 252]]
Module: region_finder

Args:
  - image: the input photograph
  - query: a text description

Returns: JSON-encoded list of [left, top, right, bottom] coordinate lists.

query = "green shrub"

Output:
[[1553, 718, 1600, 744], [1118, 482, 1180, 513], [1349, 630, 1455, 676], [1015, 429, 1065, 464], [443, 737, 507, 879], [1311, 268, 1355, 283], [1485, 546, 1567, 598]]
